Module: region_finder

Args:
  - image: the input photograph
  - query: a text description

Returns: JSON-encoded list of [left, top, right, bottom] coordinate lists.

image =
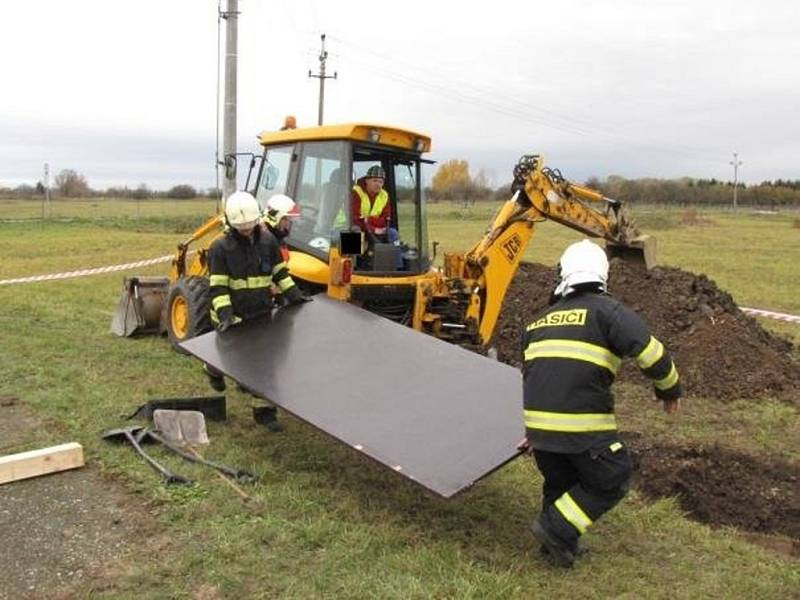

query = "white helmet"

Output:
[[225, 191, 261, 230], [265, 194, 300, 227], [554, 239, 609, 297]]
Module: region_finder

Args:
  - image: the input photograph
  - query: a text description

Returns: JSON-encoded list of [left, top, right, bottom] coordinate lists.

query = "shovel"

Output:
[[150, 410, 257, 485], [102, 425, 193, 486]]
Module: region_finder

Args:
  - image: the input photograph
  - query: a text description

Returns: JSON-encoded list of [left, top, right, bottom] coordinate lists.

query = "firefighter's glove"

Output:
[[285, 286, 313, 306], [216, 308, 237, 333]]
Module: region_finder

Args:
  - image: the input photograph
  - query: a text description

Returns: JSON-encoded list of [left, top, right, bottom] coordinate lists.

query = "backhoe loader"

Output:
[[112, 122, 654, 352]]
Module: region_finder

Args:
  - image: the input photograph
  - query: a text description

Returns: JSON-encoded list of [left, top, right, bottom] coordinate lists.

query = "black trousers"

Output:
[[533, 441, 632, 550]]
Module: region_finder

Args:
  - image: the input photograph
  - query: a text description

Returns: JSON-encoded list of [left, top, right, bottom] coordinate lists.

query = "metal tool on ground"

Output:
[[125, 395, 227, 422], [143, 427, 257, 485], [102, 425, 192, 486], [153, 409, 209, 445]]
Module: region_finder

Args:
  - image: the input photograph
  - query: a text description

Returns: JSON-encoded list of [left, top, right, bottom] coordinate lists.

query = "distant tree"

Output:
[[132, 183, 151, 200], [35, 181, 46, 195], [55, 169, 91, 197], [493, 183, 513, 201], [432, 159, 471, 201], [13, 184, 36, 198], [167, 184, 197, 199]]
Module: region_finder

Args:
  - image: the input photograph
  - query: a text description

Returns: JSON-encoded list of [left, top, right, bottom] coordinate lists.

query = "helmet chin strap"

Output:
[[554, 277, 607, 298]]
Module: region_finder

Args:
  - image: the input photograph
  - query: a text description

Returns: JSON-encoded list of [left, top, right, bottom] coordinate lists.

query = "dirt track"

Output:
[[492, 261, 800, 549]]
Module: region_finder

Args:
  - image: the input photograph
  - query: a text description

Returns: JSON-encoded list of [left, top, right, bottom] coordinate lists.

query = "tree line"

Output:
[[1, 169, 219, 200], [4, 164, 800, 208], [429, 160, 800, 208]]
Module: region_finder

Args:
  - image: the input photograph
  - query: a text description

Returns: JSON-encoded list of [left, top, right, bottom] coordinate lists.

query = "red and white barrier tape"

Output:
[[740, 307, 800, 324], [0, 255, 173, 286], [2, 259, 800, 327]]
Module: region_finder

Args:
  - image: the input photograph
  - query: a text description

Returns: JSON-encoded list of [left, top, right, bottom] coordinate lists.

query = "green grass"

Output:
[[0, 200, 798, 598]]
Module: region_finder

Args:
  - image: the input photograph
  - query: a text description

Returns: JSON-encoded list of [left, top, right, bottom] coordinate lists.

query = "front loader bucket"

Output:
[[606, 234, 657, 270], [110, 276, 169, 337]]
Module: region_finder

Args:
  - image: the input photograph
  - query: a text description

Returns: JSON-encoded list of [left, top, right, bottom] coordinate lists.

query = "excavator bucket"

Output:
[[606, 234, 657, 270], [110, 276, 169, 337], [180, 296, 524, 498]]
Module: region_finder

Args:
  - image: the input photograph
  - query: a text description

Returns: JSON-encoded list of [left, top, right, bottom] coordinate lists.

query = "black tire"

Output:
[[165, 276, 212, 354]]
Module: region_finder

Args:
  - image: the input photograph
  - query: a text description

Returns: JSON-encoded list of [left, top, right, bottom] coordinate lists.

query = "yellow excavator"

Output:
[[111, 122, 654, 351]]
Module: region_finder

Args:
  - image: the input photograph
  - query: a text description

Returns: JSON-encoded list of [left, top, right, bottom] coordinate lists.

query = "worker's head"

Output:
[[224, 191, 261, 238], [554, 239, 609, 297], [364, 165, 386, 195], [265, 194, 300, 237]]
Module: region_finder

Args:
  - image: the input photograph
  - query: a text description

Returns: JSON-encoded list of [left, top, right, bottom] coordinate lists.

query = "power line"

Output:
[[327, 35, 727, 166]]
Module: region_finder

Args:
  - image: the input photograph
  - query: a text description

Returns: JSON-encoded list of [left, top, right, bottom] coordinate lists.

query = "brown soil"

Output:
[[491, 261, 800, 546], [627, 433, 800, 551], [492, 260, 800, 402]]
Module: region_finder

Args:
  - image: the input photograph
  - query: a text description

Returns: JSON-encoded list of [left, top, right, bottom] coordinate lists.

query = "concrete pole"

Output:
[[729, 152, 743, 210], [222, 0, 238, 200], [42, 162, 50, 220], [309, 34, 337, 126]]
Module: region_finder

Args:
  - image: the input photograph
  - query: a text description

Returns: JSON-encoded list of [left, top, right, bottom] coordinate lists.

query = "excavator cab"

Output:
[[248, 124, 433, 285]]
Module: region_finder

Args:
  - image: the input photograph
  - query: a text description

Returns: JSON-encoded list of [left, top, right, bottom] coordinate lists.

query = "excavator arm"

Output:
[[426, 155, 654, 347]]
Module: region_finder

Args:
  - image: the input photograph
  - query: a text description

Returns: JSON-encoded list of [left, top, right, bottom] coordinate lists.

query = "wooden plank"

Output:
[[0, 442, 85, 485]]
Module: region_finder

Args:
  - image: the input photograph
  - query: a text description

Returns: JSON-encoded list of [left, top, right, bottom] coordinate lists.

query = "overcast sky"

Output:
[[1, 0, 797, 190]]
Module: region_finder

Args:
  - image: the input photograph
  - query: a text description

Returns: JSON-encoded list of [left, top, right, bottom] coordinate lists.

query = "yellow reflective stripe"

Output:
[[555, 492, 593, 534], [212, 295, 232, 311], [524, 410, 617, 432], [247, 276, 271, 288], [209, 274, 229, 287], [211, 311, 241, 325], [609, 442, 623, 453], [229, 276, 271, 290], [654, 362, 679, 390], [278, 277, 295, 292], [272, 261, 287, 275], [636, 336, 664, 369], [524, 339, 621, 374]]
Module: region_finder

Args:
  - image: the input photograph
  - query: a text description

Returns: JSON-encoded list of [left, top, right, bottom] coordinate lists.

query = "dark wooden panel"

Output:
[[181, 296, 523, 498]]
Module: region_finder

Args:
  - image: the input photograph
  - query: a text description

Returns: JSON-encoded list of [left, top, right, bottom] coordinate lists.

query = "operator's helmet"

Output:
[[264, 194, 300, 228], [554, 239, 609, 297], [224, 191, 261, 231], [366, 165, 386, 180]]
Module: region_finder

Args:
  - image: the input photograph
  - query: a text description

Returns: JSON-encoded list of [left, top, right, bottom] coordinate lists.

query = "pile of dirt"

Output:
[[492, 261, 800, 402], [627, 434, 800, 545]]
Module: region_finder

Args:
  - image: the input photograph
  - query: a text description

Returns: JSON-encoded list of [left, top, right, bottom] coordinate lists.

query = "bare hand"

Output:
[[517, 437, 532, 454], [663, 398, 681, 414]]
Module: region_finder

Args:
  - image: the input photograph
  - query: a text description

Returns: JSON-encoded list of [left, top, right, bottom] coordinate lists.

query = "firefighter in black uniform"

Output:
[[519, 239, 681, 568], [204, 191, 309, 431]]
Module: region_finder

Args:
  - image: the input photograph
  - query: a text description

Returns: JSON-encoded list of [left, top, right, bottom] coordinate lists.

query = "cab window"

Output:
[[254, 144, 293, 211], [288, 141, 350, 256]]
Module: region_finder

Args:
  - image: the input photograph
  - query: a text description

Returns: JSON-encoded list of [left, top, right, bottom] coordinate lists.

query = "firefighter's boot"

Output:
[[253, 406, 283, 432], [204, 364, 226, 392], [532, 518, 575, 568]]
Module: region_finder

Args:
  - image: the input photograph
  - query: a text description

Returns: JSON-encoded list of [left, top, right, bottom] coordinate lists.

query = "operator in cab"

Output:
[[351, 165, 398, 244], [518, 239, 682, 568], [204, 191, 309, 432]]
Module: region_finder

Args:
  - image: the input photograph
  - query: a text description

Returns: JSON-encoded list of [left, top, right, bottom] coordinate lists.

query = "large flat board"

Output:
[[181, 296, 523, 498]]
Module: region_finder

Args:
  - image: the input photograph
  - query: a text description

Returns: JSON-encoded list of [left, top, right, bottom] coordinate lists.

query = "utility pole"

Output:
[[221, 0, 238, 201], [308, 34, 337, 126], [729, 152, 743, 210], [42, 162, 51, 220]]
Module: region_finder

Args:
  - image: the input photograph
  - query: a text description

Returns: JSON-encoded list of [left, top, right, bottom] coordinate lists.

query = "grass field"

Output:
[[1, 199, 798, 598]]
